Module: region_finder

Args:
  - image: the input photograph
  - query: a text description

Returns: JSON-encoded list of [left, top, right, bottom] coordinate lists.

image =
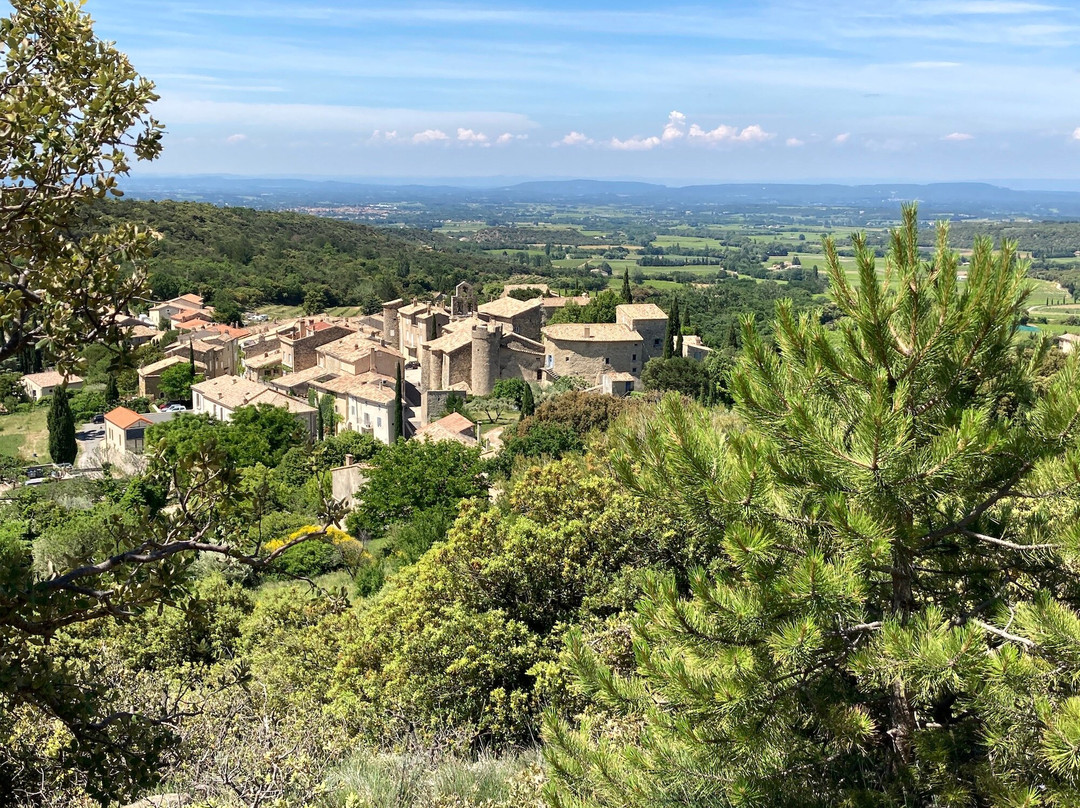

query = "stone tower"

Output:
[[382, 299, 403, 349], [470, 323, 500, 396]]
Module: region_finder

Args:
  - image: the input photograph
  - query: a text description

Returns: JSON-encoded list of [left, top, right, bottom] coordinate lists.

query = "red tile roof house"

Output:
[[103, 406, 176, 455]]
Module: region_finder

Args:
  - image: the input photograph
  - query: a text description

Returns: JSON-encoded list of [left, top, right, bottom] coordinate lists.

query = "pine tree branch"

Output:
[[959, 529, 1056, 553], [971, 619, 1035, 649]]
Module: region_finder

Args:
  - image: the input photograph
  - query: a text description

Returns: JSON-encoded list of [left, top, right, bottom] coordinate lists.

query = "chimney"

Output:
[[345, 453, 354, 466], [583, 325, 591, 338]]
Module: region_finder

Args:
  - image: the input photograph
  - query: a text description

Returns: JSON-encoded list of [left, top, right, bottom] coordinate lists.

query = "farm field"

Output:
[[0, 408, 50, 462]]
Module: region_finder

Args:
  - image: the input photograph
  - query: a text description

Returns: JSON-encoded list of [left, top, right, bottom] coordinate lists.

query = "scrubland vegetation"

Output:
[[9, 3, 1080, 807]]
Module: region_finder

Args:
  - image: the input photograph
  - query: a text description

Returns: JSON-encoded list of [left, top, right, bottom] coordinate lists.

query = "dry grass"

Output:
[[0, 407, 50, 461]]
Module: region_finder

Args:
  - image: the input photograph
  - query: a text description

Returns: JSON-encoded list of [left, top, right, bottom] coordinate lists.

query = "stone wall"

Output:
[[543, 336, 644, 383]]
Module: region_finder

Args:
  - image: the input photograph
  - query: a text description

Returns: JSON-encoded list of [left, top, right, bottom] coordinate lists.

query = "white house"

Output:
[[345, 380, 399, 444], [191, 375, 318, 438], [21, 370, 83, 402]]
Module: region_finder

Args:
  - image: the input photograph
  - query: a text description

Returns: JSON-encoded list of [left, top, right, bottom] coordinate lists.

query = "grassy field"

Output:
[[0, 407, 50, 461], [255, 304, 370, 320]]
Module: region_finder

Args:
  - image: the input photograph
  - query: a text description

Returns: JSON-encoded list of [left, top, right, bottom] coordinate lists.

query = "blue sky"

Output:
[[84, 0, 1080, 183]]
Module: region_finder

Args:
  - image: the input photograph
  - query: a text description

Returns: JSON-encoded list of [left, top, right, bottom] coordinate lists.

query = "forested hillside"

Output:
[[97, 200, 515, 313]]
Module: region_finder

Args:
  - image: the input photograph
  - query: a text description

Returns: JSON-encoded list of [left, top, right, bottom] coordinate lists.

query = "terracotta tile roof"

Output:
[[399, 302, 432, 317], [312, 371, 392, 395], [415, 413, 478, 445], [541, 295, 591, 308], [479, 297, 540, 318], [616, 303, 667, 321], [317, 335, 401, 364], [605, 371, 637, 382], [176, 294, 204, 305], [432, 412, 475, 436], [542, 323, 643, 343], [105, 406, 151, 430], [139, 356, 189, 377], [244, 350, 283, 369], [22, 370, 83, 388], [211, 324, 250, 339], [312, 320, 336, 332], [426, 326, 475, 353], [172, 309, 212, 324], [270, 366, 337, 389], [193, 375, 316, 414], [347, 381, 397, 404]]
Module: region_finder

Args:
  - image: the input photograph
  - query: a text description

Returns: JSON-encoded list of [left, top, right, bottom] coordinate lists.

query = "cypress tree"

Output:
[[521, 381, 535, 416], [47, 385, 77, 464], [320, 393, 336, 438], [726, 318, 740, 350], [663, 295, 680, 359], [621, 268, 632, 304], [393, 363, 404, 441], [545, 205, 1080, 807], [104, 373, 119, 406]]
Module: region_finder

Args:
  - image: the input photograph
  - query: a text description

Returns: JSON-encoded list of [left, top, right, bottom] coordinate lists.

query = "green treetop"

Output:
[[0, 0, 162, 371], [545, 205, 1080, 807]]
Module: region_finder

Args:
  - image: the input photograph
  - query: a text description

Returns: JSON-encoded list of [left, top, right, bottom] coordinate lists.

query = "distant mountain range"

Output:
[[121, 176, 1080, 218]]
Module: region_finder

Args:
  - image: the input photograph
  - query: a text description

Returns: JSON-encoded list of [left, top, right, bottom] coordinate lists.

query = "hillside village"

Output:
[[17, 282, 714, 479]]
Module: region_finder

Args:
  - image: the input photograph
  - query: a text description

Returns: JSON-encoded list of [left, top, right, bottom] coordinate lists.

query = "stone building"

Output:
[[540, 303, 669, 386], [682, 334, 713, 361], [542, 322, 645, 382], [192, 376, 318, 437], [615, 304, 669, 363], [148, 293, 207, 328], [21, 370, 83, 401], [420, 318, 544, 395], [384, 299, 451, 361], [477, 296, 543, 341], [316, 335, 403, 378], [278, 320, 355, 372], [138, 356, 207, 398], [165, 334, 239, 379]]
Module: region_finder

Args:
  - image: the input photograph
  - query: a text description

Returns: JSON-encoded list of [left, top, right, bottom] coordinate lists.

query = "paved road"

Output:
[[75, 422, 104, 468]]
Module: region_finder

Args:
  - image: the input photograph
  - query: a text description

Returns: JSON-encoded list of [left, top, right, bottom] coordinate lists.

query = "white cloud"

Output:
[[557, 131, 593, 146], [662, 110, 687, 141], [412, 129, 449, 143], [370, 129, 398, 142], [225, 133, 247, 144], [786, 137, 805, 147], [943, 131, 974, 140], [457, 127, 489, 143], [1071, 127, 1080, 140], [833, 132, 851, 144], [610, 135, 662, 151], [688, 122, 773, 143], [495, 132, 528, 145]]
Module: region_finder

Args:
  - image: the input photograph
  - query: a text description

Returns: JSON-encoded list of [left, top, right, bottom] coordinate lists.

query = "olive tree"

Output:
[[1, 0, 162, 370]]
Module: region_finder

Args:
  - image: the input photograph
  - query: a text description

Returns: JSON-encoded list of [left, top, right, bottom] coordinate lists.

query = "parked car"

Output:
[[164, 404, 187, 412], [91, 413, 105, 424]]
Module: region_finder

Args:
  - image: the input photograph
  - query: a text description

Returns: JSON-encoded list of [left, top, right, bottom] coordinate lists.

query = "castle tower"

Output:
[[382, 299, 403, 349], [420, 343, 438, 393], [470, 324, 500, 396]]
